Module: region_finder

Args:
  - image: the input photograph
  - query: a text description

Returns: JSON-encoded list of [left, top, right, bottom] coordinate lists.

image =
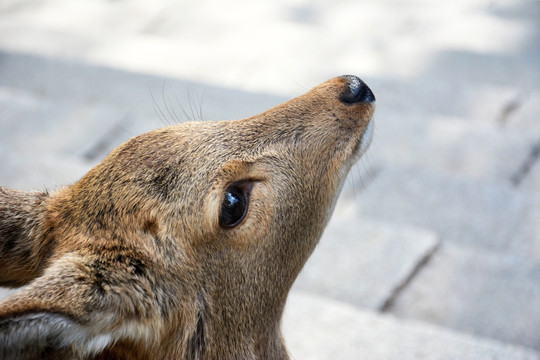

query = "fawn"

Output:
[[0, 75, 375, 359]]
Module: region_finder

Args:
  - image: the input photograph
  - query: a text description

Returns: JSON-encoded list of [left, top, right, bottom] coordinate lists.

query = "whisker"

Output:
[[170, 101, 183, 124], [355, 163, 367, 192], [148, 84, 172, 127], [187, 89, 198, 121], [361, 155, 375, 184], [161, 81, 180, 125], [175, 94, 193, 122], [349, 170, 357, 200], [198, 88, 206, 121]]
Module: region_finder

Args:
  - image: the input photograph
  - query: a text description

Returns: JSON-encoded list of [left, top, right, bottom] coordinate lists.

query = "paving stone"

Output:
[[0, 51, 286, 161], [283, 291, 540, 360], [0, 91, 128, 159], [509, 91, 540, 134], [369, 109, 538, 181], [0, 288, 17, 301], [0, 51, 285, 123], [353, 166, 538, 257], [293, 216, 439, 310], [521, 160, 540, 194], [0, 144, 93, 191], [387, 243, 540, 350], [0, 0, 537, 98]]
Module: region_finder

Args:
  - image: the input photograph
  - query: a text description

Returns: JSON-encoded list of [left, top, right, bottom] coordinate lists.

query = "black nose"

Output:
[[340, 75, 375, 104]]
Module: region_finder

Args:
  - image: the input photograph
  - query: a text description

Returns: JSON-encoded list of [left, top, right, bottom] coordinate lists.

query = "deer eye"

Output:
[[219, 182, 252, 228]]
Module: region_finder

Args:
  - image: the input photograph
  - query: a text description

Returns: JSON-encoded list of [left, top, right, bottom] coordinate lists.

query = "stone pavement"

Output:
[[283, 292, 540, 360], [1, 0, 539, 359]]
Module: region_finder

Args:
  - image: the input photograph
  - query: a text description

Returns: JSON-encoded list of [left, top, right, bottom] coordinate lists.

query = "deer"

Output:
[[0, 75, 375, 359]]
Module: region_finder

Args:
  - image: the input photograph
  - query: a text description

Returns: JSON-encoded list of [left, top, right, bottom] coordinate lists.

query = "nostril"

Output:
[[340, 75, 375, 104]]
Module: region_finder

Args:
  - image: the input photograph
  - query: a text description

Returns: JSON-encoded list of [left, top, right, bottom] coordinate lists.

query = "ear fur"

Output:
[[0, 254, 158, 359], [0, 186, 51, 287], [0, 311, 100, 360]]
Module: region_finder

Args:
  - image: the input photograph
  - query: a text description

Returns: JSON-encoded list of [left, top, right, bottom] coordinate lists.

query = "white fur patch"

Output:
[[358, 119, 374, 157]]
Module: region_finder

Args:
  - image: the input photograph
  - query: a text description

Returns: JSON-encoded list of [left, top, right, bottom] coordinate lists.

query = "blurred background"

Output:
[[0, 0, 539, 359]]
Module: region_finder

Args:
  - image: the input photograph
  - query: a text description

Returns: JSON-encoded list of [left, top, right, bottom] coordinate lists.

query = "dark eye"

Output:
[[219, 184, 251, 228]]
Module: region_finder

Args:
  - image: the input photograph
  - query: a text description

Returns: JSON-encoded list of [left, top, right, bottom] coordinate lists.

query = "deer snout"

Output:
[[339, 75, 375, 104]]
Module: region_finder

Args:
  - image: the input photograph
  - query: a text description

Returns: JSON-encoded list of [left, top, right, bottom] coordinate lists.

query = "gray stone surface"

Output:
[[509, 91, 540, 134], [0, 90, 125, 159], [0, 288, 17, 301], [387, 243, 540, 350], [0, 144, 92, 191], [293, 216, 439, 310], [0, 51, 286, 162], [369, 110, 539, 181], [0, 0, 538, 98], [283, 291, 540, 360], [354, 166, 539, 257], [522, 161, 540, 194]]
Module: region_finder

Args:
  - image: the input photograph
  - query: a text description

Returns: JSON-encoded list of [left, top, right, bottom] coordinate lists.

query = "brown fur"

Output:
[[0, 76, 375, 359]]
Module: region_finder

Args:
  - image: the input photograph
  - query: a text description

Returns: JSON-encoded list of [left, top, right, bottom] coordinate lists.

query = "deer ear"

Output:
[[0, 254, 141, 359], [0, 309, 94, 360], [0, 187, 51, 287]]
